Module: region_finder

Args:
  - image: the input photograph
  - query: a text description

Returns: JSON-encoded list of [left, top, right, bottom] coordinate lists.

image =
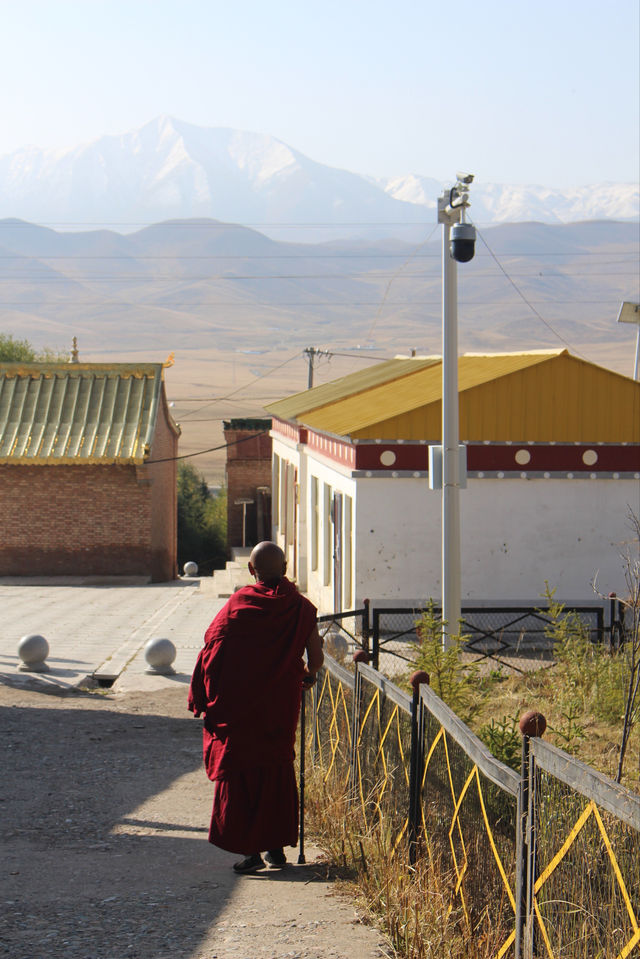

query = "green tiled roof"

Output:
[[0, 363, 167, 464]]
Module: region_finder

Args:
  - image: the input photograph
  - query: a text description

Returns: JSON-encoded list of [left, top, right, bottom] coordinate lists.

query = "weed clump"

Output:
[[412, 601, 481, 723]]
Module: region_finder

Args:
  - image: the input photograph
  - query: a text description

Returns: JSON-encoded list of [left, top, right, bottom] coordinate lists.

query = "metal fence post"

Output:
[[362, 598, 370, 659], [518, 710, 547, 958], [618, 596, 627, 648], [609, 592, 618, 650], [372, 609, 380, 671], [408, 670, 429, 865], [350, 651, 368, 798], [515, 734, 530, 959], [310, 678, 319, 765]]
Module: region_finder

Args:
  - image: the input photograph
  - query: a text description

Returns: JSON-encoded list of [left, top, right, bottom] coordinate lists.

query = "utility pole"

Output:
[[304, 347, 330, 389], [437, 175, 476, 648]]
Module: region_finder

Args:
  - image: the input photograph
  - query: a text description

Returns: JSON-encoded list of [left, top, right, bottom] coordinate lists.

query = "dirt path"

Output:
[[1, 682, 388, 959]]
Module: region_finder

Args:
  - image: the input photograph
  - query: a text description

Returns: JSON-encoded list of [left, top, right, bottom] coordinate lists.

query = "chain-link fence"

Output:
[[418, 682, 521, 954], [353, 664, 413, 851], [311, 657, 354, 791], [303, 653, 640, 959], [527, 738, 640, 957]]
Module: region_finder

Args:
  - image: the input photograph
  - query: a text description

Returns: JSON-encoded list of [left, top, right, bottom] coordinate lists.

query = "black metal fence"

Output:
[[317, 600, 370, 662], [369, 599, 623, 676], [303, 653, 640, 959]]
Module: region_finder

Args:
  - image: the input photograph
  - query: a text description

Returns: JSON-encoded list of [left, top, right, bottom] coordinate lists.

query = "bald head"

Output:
[[248, 541, 287, 582]]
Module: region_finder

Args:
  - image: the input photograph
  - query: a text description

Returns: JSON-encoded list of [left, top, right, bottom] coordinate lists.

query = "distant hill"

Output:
[[0, 117, 637, 240], [0, 216, 637, 361]]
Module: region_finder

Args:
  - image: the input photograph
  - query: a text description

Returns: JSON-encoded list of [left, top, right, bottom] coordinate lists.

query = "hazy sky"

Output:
[[1, 0, 638, 188]]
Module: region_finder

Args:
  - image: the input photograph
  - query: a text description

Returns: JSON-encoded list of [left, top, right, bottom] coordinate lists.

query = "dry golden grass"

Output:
[[305, 773, 513, 959]]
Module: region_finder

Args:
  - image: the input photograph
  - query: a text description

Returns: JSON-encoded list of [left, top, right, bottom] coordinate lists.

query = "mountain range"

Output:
[[0, 117, 637, 240], [1, 216, 637, 365]]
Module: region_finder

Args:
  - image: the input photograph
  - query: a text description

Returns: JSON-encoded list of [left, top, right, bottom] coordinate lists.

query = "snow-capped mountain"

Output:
[[0, 117, 424, 236], [378, 174, 639, 224], [0, 116, 637, 236]]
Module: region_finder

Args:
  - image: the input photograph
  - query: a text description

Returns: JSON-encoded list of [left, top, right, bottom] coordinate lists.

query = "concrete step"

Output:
[[230, 547, 252, 563], [204, 561, 254, 598]]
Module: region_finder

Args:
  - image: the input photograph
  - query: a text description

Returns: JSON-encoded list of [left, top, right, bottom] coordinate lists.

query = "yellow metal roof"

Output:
[[265, 356, 440, 421], [271, 351, 640, 443], [0, 363, 173, 464]]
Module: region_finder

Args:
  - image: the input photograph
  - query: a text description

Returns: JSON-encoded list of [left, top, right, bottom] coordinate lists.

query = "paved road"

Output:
[[0, 579, 388, 959], [0, 577, 225, 693]]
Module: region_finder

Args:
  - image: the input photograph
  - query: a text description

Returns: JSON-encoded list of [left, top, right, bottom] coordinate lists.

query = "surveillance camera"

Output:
[[450, 222, 476, 263], [456, 172, 474, 185]]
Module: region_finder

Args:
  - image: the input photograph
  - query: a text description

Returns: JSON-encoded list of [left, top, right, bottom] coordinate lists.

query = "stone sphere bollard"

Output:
[[18, 634, 50, 672], [183, 561, 198, 577], [144, 637, 177, 675], [323, 627, 348, 662]]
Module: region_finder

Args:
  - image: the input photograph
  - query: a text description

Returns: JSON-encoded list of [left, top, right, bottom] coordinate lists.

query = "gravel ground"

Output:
[[0, 681, 388, 959]]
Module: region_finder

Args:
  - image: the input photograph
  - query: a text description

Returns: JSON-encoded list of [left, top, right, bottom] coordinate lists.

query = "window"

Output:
[[344, 495, 353, 608], [323, 482, 332, 586], [272, 454, 280, 528], [285, 463, 295, 547], [311, 476, 319, 571], [280, 458, 287, 538]]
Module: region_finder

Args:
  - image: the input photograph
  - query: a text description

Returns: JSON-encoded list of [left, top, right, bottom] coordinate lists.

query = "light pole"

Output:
[[437, 175, 476, 647]]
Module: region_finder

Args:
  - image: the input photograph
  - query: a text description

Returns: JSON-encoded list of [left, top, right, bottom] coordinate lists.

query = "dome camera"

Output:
[[450, 222, 476, 263]]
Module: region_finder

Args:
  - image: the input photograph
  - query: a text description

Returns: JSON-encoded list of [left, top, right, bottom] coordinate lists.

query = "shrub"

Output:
[[177, 463, 227, 574], [413, 602, 481, 723]]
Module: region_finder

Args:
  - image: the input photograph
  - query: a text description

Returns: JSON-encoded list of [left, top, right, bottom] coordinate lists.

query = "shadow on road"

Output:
[[0, 690, 245, 958]]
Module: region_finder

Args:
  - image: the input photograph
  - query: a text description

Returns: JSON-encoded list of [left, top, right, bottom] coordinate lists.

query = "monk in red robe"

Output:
[[188, 541, 323, 874]]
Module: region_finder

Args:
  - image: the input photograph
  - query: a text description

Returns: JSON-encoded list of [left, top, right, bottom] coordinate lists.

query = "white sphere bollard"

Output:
[[323, 627, 349, 662], [18, 634, 50, 672], [183, 561, 198, 577], [144, 637, 177, 675]]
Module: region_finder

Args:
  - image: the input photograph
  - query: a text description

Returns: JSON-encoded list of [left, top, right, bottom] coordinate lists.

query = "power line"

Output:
[[178, 350, 303, 419], [0, 297, 628, 308], [364, 224, 441, 343], [0, 219, 436, 228], [1, 268, 637, 280], [145, 428, 270, 465], [0, 251, 635, 260], [474, 223, 589, 359]]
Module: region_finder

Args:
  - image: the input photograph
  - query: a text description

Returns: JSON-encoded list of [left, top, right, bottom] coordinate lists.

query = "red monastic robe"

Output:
[[188, 577, 317, 854]]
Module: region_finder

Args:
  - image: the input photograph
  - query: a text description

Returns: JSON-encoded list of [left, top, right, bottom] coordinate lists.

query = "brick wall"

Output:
[[143, 386, 179, 581], [224, 424, 272, 549], [0, 464, 153, 576], [0, 385, 180, 581]]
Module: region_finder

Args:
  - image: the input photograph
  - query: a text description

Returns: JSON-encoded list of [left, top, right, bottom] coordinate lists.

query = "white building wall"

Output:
[[274, 435, 638, 613], [303, 453, 357, 612], [353, 476, 638, 610], [354, 477, 438, 607], [461, 478, 638, 601], [270, 437, 301, 580]]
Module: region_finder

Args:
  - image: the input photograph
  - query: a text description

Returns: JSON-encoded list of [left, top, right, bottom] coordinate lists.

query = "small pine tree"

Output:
[[177, 463, 227, 574]]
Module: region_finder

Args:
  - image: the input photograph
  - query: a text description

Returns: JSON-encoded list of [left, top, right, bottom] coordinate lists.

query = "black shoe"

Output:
[[232, 853, 264, 874], [264, 848, 287, 868]]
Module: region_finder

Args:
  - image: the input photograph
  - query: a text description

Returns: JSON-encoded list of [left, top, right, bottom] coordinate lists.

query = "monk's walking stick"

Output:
[[298, 687, 306, 864]]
